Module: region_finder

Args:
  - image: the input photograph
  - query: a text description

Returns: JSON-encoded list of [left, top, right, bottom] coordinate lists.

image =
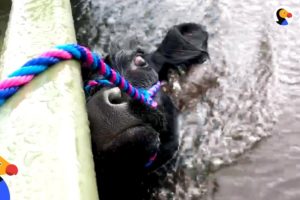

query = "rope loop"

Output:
[[0, 44, 161, 109]]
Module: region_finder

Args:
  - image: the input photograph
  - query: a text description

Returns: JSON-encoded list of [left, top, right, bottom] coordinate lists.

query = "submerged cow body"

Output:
[[85, 23, 209, 200]]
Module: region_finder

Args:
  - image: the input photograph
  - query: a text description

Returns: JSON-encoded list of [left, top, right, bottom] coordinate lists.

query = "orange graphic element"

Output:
[[278, 8, 292, 19], [0, 156, 18, 176]]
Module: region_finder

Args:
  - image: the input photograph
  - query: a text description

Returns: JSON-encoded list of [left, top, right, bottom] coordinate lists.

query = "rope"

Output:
[[144, 152, 157, 168], [0, 44, 161, 109]]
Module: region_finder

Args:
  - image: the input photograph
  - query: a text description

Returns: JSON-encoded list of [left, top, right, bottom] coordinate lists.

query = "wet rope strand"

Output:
[[0, 44, 161, 109]]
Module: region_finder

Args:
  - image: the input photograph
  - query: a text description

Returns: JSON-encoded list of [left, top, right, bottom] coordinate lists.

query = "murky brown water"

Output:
[[71, 0, 300, 199], [208, 104, 300, 200], [207, 1, 300, 199]]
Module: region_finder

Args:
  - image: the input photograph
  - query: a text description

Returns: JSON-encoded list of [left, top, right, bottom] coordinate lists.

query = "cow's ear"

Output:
[[150, 23, 209, 81]]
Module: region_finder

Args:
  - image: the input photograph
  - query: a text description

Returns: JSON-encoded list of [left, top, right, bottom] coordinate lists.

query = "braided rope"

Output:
[[84, 79, 114, 95], [0, 44, 161, 109], [144, 152, 157, 168]]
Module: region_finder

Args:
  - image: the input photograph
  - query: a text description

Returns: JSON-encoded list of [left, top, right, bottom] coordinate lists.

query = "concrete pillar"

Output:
[[0, 0, 99, 199]]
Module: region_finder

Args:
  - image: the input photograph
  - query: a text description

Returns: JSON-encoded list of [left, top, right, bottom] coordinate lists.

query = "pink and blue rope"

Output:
[[144, 152, 158, 168], [84, 79, 114, 95], [0, 44, 161, 109]]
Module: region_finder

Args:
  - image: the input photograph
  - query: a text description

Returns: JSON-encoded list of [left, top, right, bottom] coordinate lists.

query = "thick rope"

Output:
[[0, 44, 161, 109], [144, 152, 157, 168]]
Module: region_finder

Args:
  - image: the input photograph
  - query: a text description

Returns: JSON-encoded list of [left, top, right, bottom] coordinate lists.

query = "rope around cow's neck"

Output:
[[0, 44, 161, 109]]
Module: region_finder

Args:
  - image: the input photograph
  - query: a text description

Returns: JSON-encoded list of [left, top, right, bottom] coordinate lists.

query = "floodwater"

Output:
[[71, 0, 300, 199]]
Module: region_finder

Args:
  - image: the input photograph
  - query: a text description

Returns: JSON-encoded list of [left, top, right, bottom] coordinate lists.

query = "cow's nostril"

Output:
[[105, 87, 127, 105], [108, 92, 124, 104]]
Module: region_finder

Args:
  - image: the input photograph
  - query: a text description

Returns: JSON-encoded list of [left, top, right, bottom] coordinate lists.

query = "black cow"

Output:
[[85, 23, 208, 200]]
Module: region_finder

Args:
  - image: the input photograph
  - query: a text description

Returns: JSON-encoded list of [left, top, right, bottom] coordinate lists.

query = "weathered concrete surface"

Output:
[[0, 0, 99, 199]]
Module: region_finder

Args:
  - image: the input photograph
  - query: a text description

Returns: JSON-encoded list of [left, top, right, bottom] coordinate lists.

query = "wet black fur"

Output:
[[85, 23, 209, 200]]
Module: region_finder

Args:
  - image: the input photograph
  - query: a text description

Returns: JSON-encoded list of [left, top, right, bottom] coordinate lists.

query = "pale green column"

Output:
[[0, 0, 99, 199]]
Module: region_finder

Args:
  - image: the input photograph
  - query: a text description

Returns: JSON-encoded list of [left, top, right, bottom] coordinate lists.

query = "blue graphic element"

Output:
[[281, 19, 288, 26], [0, 177, 10, 200]]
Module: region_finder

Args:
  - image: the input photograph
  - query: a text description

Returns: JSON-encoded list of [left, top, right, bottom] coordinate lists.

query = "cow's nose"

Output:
[[87, 87, 142, 143]]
